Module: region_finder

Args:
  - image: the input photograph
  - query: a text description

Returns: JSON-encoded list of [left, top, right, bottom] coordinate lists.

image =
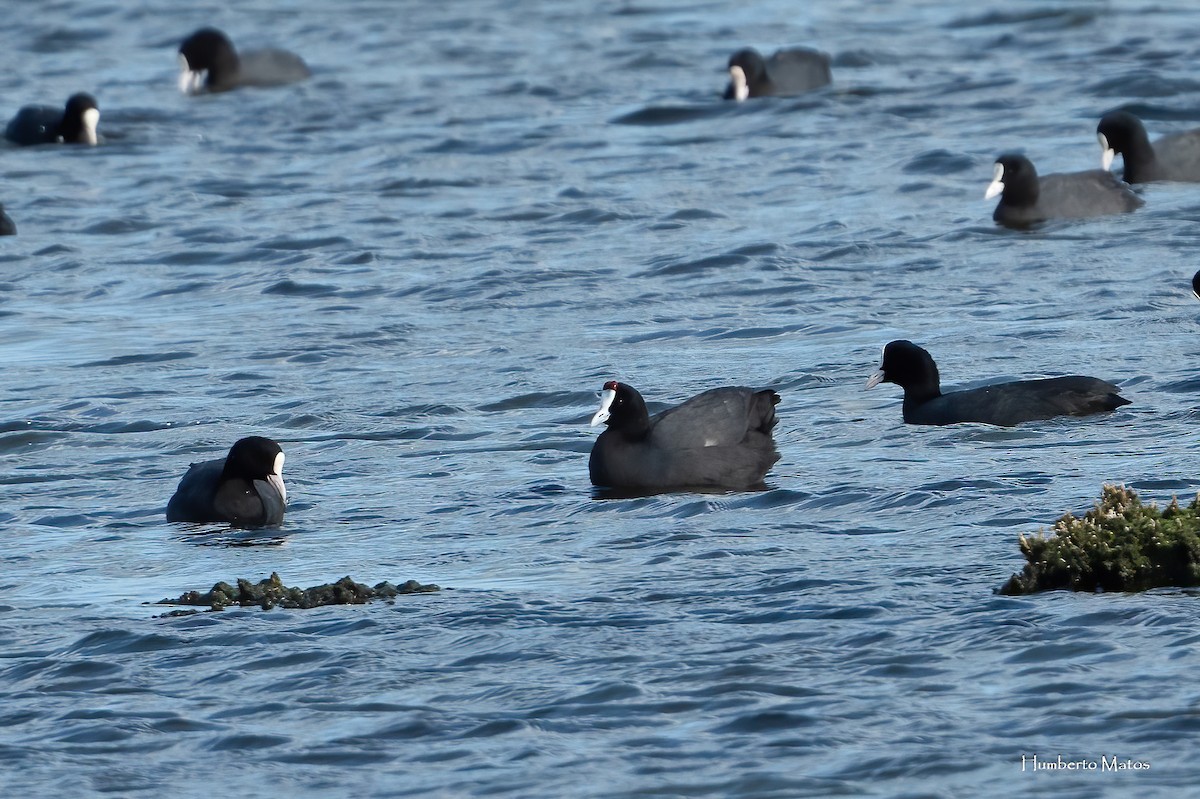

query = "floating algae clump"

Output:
[[1000, 484, 1200, 595], [159, 572, 439, 611]]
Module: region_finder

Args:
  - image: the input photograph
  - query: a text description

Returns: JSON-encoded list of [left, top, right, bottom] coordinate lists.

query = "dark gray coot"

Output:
[[178, 27, 310, 94], [1192, 270, 1200, 301], [723, 47, 831, 101], [166, 436, 287, 527], [588, 380, 780, 490], [986, 153, 1142, 228], [4, 93, 99, 146], [1097, 111, 1200, 184], [0, 204, 14, 236], [865, 340, 1130, 427]]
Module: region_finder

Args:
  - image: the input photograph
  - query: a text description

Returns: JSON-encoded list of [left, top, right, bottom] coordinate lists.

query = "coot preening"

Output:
[[724, 47, 831, 101], [1097, 111, 1200, 184], [589, 380, 780, 490], [986, 153, 1142, 228], [865, 340, 1130, 427], [166, 436, 287, 527], [4, 93, 99, 146], [178, 27, 310, 94]]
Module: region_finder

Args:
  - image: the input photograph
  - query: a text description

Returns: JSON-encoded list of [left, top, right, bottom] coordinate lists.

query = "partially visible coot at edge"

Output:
[[1192, 270, 1200, 300], [0, 204, 14, 235], [166, 436, 288, 527], [985, 153, 1142, 228], [4, 93, 99, 146], [1097, 110, 1200, 184], [865, 339, 1131, 427], [178, 27, 311, 94], [588, 380, 780, 491], [723, 46, 831, 101]]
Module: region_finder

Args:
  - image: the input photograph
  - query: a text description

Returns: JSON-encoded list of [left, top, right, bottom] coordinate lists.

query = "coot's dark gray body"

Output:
[[986, 153, 1141, 228], [866, 340, 1130, 427], [724, 47, 831, 100], [589, 381, 780, 490], [0, 204, 14, 236], [1097, 111, 1200, 184], [166, 436, 287, 527]]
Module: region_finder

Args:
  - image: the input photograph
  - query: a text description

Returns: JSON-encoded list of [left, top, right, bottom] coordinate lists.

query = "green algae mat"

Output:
[[158, 572, 440, 612], [1002, 485, 1200, 594]]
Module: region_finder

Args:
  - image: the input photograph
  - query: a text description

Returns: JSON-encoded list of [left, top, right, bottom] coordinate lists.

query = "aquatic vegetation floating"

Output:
[[1001, 485, 1200, 594], [158, 572, 439, 612]]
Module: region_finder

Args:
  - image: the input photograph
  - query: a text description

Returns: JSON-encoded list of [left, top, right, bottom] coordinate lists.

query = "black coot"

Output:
[[5, 93, 99, 146], [588, 380, 780, 490], [1097, 111, 1200, 184], [0, 204, 14, 236], [865, 340, 1130, 427], [986, 153, 1142, 228], [166, 436, 287, 527], [178, 27, 310, 94], [723, 47, 831, 101]]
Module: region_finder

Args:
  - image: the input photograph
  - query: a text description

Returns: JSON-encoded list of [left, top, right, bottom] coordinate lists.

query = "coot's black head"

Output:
[[865, 340, 942, 398], [590, 380, 649, 432], [60, 93, 99, 145], [725, 48, 767, 100], [1096, 110, 1151, 169], [179, 27, 239, 93], [222, 435, 285, 487], [985, 153, 1039, 206]]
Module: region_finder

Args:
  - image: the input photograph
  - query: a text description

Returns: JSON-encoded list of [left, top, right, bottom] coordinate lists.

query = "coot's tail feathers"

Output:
[[746, 389, 782, 484], [752, 389, 781, 434], [1054, 378, 1130, 417], [1097, 388, 1132, 412]]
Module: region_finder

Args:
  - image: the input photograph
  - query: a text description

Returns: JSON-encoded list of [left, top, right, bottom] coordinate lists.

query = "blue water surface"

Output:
[[3, 1, 1200, 796]]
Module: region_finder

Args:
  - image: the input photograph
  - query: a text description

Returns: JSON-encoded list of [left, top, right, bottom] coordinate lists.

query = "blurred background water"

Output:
[[3, 0, 1200, 796]]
